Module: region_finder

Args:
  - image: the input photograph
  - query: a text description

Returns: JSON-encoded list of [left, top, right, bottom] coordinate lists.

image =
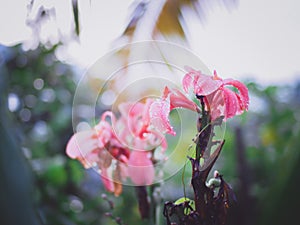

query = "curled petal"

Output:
[[223, 79, 249, 111], [165, 87, 199, 112], [100, 111, 117, 125], [127, 151, 155, 186], [94, 120, 112, 148], [66, 130, 99, 168], [223, 88, 239, 119], [149, 99, 176, 136]]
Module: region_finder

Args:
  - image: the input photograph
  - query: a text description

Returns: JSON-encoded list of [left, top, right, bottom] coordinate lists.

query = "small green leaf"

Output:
[[174, 197, 195, 215]]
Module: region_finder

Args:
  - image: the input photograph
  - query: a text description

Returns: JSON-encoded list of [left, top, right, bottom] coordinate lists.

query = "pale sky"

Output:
[[1, 0, 299, 85], [188, 0, 300, 84]]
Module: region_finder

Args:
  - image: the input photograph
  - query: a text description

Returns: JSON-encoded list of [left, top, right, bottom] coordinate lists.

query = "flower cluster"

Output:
[[66, 99, 167, 196], [66, 66, 249, 202], [150, 67, 249, 135]]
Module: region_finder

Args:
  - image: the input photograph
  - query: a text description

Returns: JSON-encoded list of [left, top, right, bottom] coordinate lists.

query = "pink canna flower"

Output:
[[66, 112, 114, 167], [66, 113, 130, 196], [150, 67, 249, 135], [220, 76, 249, 118], [66, 98, 168, 195], [183, 68, 249, 120], [66, 112, 115, 169]]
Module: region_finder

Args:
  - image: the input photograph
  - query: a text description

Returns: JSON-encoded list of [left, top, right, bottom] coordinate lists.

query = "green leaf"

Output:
[[174, 197, 195, 215]]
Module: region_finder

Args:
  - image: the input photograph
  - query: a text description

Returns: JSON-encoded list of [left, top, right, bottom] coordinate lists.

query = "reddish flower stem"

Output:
[[135, 186, 150, 219]]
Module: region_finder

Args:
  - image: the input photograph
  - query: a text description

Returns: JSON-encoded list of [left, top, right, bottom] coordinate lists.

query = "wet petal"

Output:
[[183, 68, 222, 96], [223, 88, 239, 119], [223, 79, 249, 111], [194, 76, 222, 96], [141, 98, 155, 124], [149, 98, 176, 136], [208, 90, 225, 121], [169, 88, 199, 112]]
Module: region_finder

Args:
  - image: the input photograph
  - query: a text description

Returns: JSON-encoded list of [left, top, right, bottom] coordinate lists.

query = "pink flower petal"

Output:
[[149, 99, 176, 136], [182, 72, 194, 93], [222, 88, 239, 119], [66, 130, 99, 168], [94, 120, 112, 148], [195, 77, 222, 96], [183, 67, 222, 96], [127, 151, 155, 186], [141, 98, 155, 124], [149, 87, 201, 136], [223, 79, 249, 111], [207, 90, 225, 121], [168, 88, 199, 112]]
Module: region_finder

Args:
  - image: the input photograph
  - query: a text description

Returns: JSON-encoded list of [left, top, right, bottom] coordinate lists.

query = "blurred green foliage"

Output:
[[1, 43, 300, 225], [0, 44, 104, 225]]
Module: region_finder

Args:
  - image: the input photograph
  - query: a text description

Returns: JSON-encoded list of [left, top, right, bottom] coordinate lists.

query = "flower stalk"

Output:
[[135, 186, 150, 219], [159, 67, 248, 225], [195, 95, 211, 163]]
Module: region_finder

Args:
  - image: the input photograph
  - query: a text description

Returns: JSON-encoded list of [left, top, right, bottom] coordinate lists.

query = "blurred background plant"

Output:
[[1, 0, 300, 225]]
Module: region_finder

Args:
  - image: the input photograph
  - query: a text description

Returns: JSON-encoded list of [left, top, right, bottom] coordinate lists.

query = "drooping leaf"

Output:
[[72, 0, 80, 36]]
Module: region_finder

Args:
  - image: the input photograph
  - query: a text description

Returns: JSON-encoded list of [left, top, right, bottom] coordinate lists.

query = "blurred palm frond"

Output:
[[119, 0, 237, 43], [104, 0, 237, 98]]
